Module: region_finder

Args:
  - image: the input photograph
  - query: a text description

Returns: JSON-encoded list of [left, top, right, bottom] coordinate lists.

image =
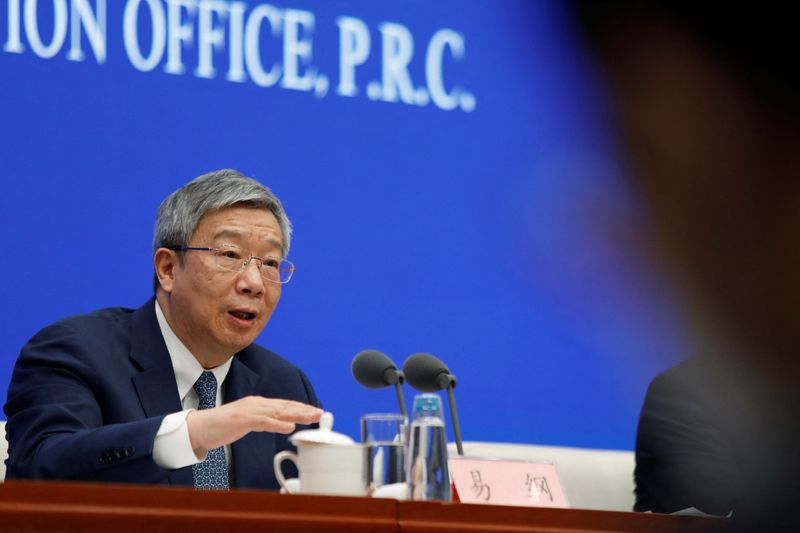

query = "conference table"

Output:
[[0, 480, 721, 532]]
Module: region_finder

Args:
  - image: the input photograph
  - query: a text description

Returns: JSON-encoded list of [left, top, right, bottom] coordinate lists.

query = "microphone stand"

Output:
[[436, 373, 464, 456], [394, 381, 408, 419], [446, 386, 464, 456]]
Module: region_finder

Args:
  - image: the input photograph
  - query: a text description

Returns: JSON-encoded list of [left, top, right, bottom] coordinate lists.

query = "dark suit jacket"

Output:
[[634, 356, 746, 515], [3, 298, 320, 489], [634, 356, 800, 531]]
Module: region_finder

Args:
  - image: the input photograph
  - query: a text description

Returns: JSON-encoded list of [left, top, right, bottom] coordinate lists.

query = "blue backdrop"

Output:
[[0, 0, 687, 449]]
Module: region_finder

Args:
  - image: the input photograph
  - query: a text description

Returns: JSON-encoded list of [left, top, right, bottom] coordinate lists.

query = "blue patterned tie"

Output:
[[192, 371, 230, 490]]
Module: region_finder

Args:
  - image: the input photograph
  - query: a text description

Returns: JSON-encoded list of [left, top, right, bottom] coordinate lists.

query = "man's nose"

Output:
[[236, 258, 265, 295]]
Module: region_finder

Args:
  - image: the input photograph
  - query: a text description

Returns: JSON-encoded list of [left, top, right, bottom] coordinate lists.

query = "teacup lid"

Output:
[[289, 411, 354, 445]]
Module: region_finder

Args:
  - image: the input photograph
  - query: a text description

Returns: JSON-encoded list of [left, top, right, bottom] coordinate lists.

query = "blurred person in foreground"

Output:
[[4, 169, 322, 489], [574, 1, 799, 528]]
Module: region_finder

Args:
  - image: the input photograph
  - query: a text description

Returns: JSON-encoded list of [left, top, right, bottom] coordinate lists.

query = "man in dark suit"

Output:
[[574, 1, 800, 528], [4, 169, 322, 489], [633, 355, 748, 516]]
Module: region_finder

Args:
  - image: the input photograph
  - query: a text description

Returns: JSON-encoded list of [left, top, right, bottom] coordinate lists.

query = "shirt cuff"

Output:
[[153, 409, 206, 469]]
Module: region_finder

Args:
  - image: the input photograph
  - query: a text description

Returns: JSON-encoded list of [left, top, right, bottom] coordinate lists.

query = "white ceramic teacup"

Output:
[[274, 442, 367, 496]]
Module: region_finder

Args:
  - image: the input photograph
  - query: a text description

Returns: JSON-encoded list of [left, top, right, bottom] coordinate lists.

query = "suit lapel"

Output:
[[128, 298, 193, 487], [129, 298, 183, 417], [225, 355, 277, 489]]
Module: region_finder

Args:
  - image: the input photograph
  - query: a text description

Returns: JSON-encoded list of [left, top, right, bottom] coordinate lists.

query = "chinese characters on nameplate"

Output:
[[449, 458, 569, 508]]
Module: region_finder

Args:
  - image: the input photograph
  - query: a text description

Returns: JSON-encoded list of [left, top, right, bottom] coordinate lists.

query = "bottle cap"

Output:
[[412, 393, 443, 418]]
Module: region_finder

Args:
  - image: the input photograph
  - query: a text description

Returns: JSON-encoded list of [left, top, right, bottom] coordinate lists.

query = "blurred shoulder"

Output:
[[648, 355, 732, 397]]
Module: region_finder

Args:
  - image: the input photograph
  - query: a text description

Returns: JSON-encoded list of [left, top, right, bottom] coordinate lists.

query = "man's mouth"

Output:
[[228, 310, 257, 321]]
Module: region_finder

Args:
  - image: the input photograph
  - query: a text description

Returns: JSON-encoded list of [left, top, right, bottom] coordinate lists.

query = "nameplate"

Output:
[[449, 457, 569, 508]]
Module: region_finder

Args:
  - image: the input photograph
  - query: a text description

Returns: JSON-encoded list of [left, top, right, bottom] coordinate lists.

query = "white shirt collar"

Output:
[[155, 300, 233, 402]]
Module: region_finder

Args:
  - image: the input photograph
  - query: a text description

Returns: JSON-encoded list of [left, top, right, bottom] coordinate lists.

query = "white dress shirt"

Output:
[[152, 301, 233, 470]]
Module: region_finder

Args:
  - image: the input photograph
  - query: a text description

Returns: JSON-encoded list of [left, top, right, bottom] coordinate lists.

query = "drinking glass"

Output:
[[360, 413, 407, 492]]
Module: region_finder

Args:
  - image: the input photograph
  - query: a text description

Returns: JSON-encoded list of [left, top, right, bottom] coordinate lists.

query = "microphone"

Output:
[[402, 353, 464, 456], [403, 352, 456, 392], [351, 349, 407, 418]]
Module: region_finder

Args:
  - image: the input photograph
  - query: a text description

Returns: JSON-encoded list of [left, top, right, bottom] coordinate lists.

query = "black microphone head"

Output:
[[352, 350, 402, 389], [402, 353, 456, 392]]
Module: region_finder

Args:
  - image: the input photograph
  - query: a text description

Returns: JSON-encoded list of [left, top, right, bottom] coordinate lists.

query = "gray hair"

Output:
[[153, 169, 292, 288]]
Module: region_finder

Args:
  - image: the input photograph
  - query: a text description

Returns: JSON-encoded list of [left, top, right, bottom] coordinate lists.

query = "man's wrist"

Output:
[[153, 409, 203, 469]]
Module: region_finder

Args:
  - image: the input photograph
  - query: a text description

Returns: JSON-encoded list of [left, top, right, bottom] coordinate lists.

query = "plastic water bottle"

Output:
[[406, 393, 451, 501]]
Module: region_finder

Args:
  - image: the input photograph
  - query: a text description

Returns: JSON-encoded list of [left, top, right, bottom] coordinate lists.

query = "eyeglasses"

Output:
[[169, 244, 295, 284]]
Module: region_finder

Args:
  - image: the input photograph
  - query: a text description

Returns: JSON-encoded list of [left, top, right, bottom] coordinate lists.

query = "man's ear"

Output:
[[154, 248, 179, 293]]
